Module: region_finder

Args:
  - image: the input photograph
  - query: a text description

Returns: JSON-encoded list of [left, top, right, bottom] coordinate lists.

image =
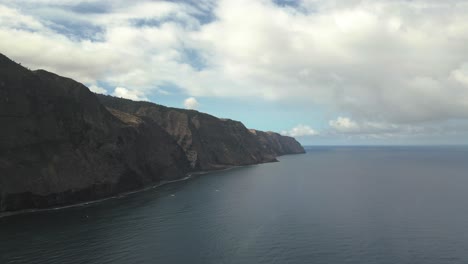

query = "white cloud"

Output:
[[0, 5, 44, 30], [327, 116, 425, 138], [183, 97, 199, 110], [451, 63, 468, 86], [329, 117, 360, 133], [88, 84, 107, 94], [282, 124, 318, 137], [112, 87, 147, 101], [189, 0, 468, 123]]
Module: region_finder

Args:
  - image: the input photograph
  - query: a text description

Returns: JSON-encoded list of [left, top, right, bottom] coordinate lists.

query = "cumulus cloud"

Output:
[[88, 84, 107, 94], [3, 0, 468, 140], [282, 124, 318, 137], [183, 97, 200, 110], [329, 117, 359, 133], [112, 87, 147, 101]]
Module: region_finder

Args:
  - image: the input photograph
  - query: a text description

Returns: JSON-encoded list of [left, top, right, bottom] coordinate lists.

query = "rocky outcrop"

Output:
[[0, 53, 305, 213], [0, 54, 189, 213]]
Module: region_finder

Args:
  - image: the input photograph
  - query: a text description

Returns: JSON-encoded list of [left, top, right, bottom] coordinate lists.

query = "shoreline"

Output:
[[0, 153, 306, 219], [0, 162, 259, 219]]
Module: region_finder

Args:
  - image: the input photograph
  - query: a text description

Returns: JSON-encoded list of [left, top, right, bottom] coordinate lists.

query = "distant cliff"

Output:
[[0, 53, 304, 213], [97, 95, 305, 171], [249, 129, 306, 156]]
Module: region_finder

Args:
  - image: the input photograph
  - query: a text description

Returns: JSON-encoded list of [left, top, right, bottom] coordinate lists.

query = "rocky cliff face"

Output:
[[249, 130, 306, 156], [0, 54, 189, 213], [97, 95, 305, 171], [0, 53, 305, 213]]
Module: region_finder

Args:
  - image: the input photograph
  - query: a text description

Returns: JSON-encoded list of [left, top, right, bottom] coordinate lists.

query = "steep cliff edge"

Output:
[[0, 53, 304, 213], [0, 54, 189, 213], [97, 95, 305, 171], [249, 129, 305, 156]]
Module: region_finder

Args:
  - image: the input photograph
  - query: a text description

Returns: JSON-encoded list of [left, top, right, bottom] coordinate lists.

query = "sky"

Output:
[[1, 0, 468, 145]]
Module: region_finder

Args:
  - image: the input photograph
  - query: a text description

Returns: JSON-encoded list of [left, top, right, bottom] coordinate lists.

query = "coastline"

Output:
[[0, 160, 275, 219]]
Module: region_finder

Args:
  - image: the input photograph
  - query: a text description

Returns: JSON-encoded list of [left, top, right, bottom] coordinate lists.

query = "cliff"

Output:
[[0, 54, 189, 212], [97, 95, 305, 170], [0, 53, 305, 213], [249, 129, 306, 156]]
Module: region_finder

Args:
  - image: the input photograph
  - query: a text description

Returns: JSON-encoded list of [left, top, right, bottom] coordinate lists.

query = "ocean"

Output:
[[1, 146, 468, 264]]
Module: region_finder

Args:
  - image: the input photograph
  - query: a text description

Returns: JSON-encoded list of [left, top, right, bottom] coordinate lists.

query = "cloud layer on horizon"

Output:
[[2, 0, 468, 141]]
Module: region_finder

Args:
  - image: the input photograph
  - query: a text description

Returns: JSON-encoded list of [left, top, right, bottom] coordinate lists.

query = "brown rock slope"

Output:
[[96, 95, 305, 171], [0, 54, 189, 213]]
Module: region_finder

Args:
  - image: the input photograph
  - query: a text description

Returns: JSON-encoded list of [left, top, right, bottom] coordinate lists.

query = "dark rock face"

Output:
[[0, 54, 189, 213], [0, 53, 305, 213], [249, 130, 306, 156], [97, 95, 305, 171]]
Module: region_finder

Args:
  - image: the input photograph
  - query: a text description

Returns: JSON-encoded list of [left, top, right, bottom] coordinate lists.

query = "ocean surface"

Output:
[[2, 146, 468, 264]]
